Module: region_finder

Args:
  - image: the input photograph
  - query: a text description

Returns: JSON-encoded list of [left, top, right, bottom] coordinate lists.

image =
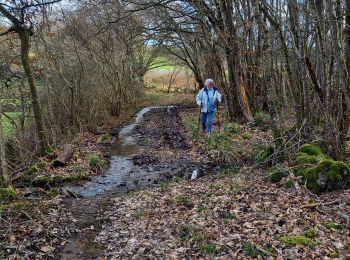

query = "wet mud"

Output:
[[58, 105, 206, 259], [67, 105, 201, 198]]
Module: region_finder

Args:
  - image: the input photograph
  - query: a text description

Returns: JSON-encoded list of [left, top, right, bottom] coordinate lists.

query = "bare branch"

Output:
[[0, 4, 20, 26], [21, 0, 62, 10], [0, 26, 15, 36]]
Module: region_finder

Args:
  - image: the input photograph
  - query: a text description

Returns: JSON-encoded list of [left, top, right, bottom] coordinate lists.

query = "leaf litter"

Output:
[[1, 105, 350, 259]]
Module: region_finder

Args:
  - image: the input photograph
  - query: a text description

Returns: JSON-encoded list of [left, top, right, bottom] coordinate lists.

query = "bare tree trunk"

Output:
[[254, 0, 284, 157], [0, 105, 10, 185], [260, 1, 302, 128], [19, 29, 49, 154], [221, 0, 253, 122], [325, 0, 350, 157]]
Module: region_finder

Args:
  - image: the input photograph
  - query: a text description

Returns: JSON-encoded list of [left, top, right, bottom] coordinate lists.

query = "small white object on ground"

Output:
[[191, 170, 198, 180]]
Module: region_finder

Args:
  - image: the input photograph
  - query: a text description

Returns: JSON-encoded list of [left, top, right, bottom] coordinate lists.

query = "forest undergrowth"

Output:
[[0, 98, 350, 259]]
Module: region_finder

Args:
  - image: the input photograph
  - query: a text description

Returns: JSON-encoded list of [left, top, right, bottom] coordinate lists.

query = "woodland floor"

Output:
[[1, 98, 350, 259]]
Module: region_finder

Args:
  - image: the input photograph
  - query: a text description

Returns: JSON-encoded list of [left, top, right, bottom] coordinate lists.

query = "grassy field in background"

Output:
[[145, 55, 196, 93], [1, 112, 20, 138], [150, 56, 175, 72], [142, 92, 195, 107]]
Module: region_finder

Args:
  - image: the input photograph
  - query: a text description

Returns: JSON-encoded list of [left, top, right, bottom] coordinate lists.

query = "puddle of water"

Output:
[[112, 106, 162, 156], [68, 156, 132, 197], [111, 137, 139, 156], [68, 106, 169, 198]]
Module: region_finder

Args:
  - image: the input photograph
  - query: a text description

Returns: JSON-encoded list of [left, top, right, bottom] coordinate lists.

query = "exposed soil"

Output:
[[3, 104, 349, 259], [57, 105, 206, 259]]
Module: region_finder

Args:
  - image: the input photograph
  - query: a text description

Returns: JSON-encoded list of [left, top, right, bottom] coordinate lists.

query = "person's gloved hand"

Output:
[[214, 99, 220, 106], [200, 103, 203, 109]]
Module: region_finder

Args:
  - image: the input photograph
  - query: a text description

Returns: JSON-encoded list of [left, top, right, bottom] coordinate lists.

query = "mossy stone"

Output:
[[293, 144, 350, 192], [31, 173, 86, 187], [0, 186, 16, 203], [295, 152, 321, 165], [300, 144, 323, 156], [267, 167, 288, 183]]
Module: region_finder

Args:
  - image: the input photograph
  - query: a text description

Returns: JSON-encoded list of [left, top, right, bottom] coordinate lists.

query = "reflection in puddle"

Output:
[[67, 106, 166, 197], [111, 137, 139, 156]]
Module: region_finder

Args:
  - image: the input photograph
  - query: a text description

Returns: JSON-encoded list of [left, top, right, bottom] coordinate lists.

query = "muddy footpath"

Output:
[[58, 105, 212, 259]]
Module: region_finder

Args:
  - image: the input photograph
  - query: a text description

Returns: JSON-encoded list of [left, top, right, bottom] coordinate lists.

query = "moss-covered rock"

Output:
[[300, 144, 323, 156], [294, 144, 350, 192], [31, 173, 86, 188], [0, 186, 16, 203], [294, 152, 322, 165], [267, 167, 288, 183], [25, 160, 47, 175]]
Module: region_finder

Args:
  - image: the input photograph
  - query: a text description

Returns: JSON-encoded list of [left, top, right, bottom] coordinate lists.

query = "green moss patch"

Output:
[[267, 166, 288, 183], [331, 251, 339, 258], [253, 146, 274, 164], [31, 173, 86, 188], [300, 144, 323, 156], [284, 179, 294, 188], [294, 144, 350, 192], [0, 186, 16, 203], [222, 122, 241, 134], [98, 134, 112, 144], [242, 132, 252, 140], [279, 235, 316, 247], [344, 240, 350, 250], [324, 223, 343, 230], [304, 228, 317, 238], [243, 243, 260, 257]]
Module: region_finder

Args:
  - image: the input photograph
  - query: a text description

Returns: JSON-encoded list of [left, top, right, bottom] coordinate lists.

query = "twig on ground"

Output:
[[300, 200, 342, 209], [254, 244, 277, 257]]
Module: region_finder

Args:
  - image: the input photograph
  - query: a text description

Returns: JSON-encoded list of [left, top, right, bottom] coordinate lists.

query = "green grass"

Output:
[[149, 56, 175, 72], [279, 235, 316, 247], [175, 195, 193, 208], [88, 155, 107, 171], [324, 223, 343, 230], [1, 112, 20, 137], [179, 224, 224, 255]]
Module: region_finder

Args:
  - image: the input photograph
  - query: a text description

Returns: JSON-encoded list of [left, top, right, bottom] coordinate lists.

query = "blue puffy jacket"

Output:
[[196, 86, 222, 113]]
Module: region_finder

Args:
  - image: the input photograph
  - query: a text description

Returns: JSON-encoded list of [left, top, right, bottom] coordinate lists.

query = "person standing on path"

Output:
[[196, 78, 222, 134]]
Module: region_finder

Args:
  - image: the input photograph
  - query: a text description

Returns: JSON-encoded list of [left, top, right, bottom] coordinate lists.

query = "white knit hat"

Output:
[[204, 78, 214, 86]]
